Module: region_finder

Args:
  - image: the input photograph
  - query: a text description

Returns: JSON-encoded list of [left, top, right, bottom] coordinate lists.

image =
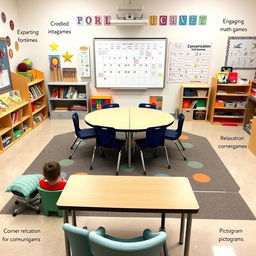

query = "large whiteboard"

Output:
[[94, 38, 167, 89]]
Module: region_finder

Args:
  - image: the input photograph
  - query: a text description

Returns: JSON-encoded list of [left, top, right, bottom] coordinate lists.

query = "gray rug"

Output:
[[2, 132, 255, 220]]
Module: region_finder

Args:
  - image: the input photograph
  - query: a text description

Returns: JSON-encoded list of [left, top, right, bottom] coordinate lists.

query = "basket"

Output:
[[197, 90, 208, 97]]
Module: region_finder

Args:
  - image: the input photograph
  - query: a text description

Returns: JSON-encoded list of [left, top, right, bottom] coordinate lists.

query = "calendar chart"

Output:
[[94, 38, 167, 89]]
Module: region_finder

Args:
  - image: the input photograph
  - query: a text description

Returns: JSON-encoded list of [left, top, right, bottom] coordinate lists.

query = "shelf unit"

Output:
[[90, 96, 112, 111], [180, 84, 210, 121], [248, 117, 256, 155], [11, 69, 48, 128], [47, 82, 89, 119], [208, 77, 251, 125], [243, 95, 256, 134]]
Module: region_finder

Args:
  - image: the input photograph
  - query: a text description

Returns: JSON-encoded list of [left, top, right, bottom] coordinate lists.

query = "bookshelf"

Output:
[[47, 81, 89, 119], [180, 84, 210, 121], [208, 77, 251, 125], [248, 117, 256, 155], [11, 69, 48, 128], [90, 96, 112, 111]]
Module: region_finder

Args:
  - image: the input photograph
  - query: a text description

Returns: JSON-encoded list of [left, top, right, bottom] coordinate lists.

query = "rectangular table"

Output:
[[57, 175, 199, 256]]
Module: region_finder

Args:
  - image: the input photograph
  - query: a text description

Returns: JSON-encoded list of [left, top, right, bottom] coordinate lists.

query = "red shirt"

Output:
[[39, 177, 66, 190]]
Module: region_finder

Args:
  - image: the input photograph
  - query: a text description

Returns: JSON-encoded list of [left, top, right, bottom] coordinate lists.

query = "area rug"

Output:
[[1, 132, 255, 220]]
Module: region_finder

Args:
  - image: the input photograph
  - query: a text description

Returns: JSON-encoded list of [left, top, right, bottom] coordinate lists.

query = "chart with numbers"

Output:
[[94, 38, 167, 88], [167, 42, 212, 83]]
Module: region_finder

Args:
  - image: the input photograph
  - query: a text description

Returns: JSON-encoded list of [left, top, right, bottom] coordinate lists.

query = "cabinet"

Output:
[[180, 84, 210, 121], [248, 117, 256, 156], [243, 96, 256, 134], [208, 77, 251, 125], [47, 82, 89, 119], [11, 69, 48, 128], [90, 96, 112, 111]]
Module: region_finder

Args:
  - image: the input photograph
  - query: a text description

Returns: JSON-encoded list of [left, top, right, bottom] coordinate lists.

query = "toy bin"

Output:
[[182, 110, 193, 120]]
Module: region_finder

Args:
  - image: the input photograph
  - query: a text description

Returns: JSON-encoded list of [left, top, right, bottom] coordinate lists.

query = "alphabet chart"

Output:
[[167, 42, 212, 83], [79, 46, 91, 77], [94, 38, 167, 88]]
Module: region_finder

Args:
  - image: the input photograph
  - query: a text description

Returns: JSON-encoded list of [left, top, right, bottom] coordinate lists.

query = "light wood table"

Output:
[[85, 107, 174, 168], [57, 175, 199, 256]]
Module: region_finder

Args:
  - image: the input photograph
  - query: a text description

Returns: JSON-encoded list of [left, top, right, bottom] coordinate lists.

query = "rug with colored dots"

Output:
[[1, 132, 255, 220]]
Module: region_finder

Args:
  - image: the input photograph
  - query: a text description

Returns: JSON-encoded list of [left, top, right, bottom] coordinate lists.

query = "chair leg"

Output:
[[70, 137, 79, 149], [139, 149, 147, 175], [164, 145, 171, 169], [177, 138, 185, 151], [69, 139, 82, 159], [116, 150, 122, 175], [173, 140, 187, 161], [90, 146, 97, 170], [100, 146, 105, 158], [153, 147, 159, 158]]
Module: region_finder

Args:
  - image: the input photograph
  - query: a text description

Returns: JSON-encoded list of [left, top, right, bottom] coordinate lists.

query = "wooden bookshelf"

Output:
[[248, 116, 256, 155], [208, 77, 251, 125], [0, 69, 48, 154], [180, 84, 210, 121]]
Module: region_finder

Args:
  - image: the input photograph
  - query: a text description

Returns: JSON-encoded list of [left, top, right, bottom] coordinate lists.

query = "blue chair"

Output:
[[90, 125, 126, 175], [138, 103, 157, 109], [102, 103, 120, 109], [135, 125, 171, 175], [69, 113, 96, 159], [62, 223, 92, 256], [165, 113, 187, 160], [89, 227, 167, 256]]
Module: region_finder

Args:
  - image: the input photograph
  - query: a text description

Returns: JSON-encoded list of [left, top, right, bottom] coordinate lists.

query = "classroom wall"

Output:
[[11, 0, 256, 111], [0, 0, 23, 71]]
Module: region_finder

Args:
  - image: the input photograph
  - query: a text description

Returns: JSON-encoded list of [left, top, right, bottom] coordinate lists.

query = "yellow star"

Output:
[[50, 43, 58, 51], [62, 51, 73, 62]]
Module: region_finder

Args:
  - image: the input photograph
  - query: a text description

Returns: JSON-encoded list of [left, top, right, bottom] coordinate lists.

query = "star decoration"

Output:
[[50, 43, 59, 51], [62, 51, 73, 62]]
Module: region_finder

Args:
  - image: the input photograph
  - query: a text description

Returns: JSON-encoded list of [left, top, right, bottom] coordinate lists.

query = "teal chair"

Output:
[[89, 227, 167, 256], [37, 187, 63, 217], [63, 223, 92, 256]]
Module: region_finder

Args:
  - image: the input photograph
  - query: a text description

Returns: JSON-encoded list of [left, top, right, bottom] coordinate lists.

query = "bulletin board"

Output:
[[225, 36, 256, 70], [93, 38, 167, 89], [0, 38, 12, 93]]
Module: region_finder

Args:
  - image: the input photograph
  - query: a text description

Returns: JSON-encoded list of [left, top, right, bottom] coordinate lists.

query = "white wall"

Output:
[[0, 0, 23, 71], [13, 0, 256, 112]]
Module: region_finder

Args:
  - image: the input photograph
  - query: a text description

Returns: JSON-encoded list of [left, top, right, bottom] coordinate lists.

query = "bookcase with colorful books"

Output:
[[47, 81, 89, 119]]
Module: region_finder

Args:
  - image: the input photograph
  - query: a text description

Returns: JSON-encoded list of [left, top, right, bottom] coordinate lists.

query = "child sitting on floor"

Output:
[[39, 161, 66, 190]]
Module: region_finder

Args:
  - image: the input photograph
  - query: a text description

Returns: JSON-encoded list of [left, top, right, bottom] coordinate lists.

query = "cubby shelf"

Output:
[[208, 77, 251, 125]]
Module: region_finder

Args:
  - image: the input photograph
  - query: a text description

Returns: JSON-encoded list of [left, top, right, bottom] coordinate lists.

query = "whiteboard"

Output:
[[93, 38, 167, 89]]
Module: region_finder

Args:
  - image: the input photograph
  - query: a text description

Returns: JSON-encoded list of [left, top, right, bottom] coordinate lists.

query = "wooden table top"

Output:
[[57, 175, 199, 213], [84, 107, 174, 131]]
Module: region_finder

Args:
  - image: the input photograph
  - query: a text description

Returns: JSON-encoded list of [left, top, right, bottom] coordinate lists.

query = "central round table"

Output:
[[85, 107, 174, 169]]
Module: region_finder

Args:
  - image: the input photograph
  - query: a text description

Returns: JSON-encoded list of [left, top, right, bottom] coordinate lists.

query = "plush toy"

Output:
[[17, 62, 28, 72], [23, 58, 32, 69]]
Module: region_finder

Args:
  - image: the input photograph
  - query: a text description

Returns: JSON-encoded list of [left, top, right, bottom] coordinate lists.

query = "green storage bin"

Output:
[[14, 129, 23, 140]]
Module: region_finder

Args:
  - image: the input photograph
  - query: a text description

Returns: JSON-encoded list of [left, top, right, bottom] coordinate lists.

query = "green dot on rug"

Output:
[[187, 161, 203, 169], [182, 142, 194, 149], [59, 159, 74, 167]]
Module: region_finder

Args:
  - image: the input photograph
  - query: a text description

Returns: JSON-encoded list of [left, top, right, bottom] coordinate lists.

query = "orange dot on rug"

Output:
[[193, 173, 211, 183], [180, 135, 189, 140], [74, 172, 89, 175]]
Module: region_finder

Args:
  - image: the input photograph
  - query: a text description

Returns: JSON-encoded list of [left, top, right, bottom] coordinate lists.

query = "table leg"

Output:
[[64, 210, 71, 256], [184, 213, 193, 256], [179, 213, 186, 244], [128, 131, 132, 168], [159, 213, 169, 256], [72, 210, 77, 226]]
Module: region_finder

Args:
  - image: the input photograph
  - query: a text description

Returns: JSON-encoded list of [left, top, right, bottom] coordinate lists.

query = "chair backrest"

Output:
[[95, 125, 116, 148], [89, 229, 167, 256], [63, 223, 92, 256], [37, 187, 63, 215], [138, 103, 157, 109], [102, 103, 120, 109], [176, 113, 185, 138], [146, 125, 167, 147], [72, 112, 81, 137]]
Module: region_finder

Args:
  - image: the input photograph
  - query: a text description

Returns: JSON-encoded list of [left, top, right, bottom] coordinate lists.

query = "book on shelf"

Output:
[[190, 100, 197, 109], [11, 110, 19, 124], [54, 107, 68, 110], [77, 93, 86, 99], [33, 113, 44, 124]]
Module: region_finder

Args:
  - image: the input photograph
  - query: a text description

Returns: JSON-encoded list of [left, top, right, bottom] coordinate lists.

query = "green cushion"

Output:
[[6, 174, 42, 199]]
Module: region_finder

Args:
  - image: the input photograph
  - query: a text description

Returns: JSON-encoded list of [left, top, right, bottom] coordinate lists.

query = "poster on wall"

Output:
[[79, 46, 91, 78], [0, 38, 12, 93], [225, 36, 256, 70], [167, 42, 212, 83]]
